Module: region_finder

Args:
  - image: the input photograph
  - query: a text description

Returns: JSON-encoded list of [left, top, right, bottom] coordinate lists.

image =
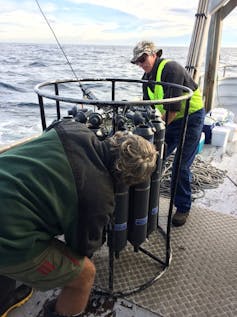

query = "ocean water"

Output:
[[0, 43, 237, 146]]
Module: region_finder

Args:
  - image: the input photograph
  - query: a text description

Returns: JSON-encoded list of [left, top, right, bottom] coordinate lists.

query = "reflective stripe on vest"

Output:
[[147, 59, 203, 119], [147, 59, 169, 115]]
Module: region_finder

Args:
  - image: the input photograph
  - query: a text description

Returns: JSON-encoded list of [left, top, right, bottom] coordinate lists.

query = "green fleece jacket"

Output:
[[0, 121, 114, 266]]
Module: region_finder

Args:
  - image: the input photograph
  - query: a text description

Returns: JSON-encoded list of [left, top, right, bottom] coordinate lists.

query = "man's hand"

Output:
[[162, 111, 177, 125]]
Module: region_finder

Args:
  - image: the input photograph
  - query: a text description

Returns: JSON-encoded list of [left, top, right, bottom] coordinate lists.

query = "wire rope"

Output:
[[160, 154, 228, 200], [34, 0, 94, 99]]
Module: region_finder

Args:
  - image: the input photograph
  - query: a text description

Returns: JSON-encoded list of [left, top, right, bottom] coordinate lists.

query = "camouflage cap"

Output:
[[131, 40, 160, 63]]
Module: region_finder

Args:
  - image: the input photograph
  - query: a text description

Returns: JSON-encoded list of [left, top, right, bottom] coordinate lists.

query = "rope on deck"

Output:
[[160, 154, 227, 200]]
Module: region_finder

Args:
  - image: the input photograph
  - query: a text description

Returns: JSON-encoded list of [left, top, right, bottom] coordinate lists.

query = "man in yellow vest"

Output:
[[131, 40, 205, 227]]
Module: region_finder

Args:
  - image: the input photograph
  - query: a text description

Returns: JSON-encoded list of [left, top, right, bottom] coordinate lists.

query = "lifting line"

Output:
[[34, 0, 96, 100]]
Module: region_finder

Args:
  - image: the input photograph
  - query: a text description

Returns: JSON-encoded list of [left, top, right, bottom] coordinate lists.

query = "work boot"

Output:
[[43, 300, 84, 317], [172, 211, 190, 227], [43, 300, 60, 317], [0, 284, 33, 317]]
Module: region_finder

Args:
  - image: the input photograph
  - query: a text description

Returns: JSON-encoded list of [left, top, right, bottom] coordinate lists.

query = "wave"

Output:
[[1, 43, 236, 146], [28, 61, 47, 67], [14, 102, 40, 108], [3, 101, 59, 109], [0, 82, 26, 92]]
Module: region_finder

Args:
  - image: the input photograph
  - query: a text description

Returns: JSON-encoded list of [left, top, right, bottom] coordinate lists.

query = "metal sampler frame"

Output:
[[34, 78, 193, 297]]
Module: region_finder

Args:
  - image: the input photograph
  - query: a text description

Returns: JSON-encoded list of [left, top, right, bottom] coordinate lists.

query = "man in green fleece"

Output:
[[0, 119, 157, 317]]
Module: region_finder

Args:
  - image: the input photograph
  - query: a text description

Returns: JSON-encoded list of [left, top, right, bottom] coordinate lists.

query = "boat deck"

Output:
[[10, 197, 237, 317]]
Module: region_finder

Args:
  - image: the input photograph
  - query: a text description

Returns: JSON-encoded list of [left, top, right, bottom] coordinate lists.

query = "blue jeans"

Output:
[[165, 107, 205, 212]]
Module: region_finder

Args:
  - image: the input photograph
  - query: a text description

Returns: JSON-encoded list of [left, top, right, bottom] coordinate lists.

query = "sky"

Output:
[[0, 0, 236, 47]]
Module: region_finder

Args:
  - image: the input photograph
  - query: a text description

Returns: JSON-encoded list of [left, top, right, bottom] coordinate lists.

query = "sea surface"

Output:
[[0, 43, 237, 146]]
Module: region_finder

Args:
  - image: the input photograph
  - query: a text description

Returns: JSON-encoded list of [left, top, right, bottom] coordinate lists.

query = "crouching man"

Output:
[[0, 119, 157, 317]]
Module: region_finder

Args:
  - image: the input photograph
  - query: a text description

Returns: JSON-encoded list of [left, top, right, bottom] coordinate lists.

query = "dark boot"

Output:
[[43, 300, 84, 317], [43, 300, 60, 317], [172, 211, 190, 227], [0, 283, 33, 317], [0, 276, 16, 297]]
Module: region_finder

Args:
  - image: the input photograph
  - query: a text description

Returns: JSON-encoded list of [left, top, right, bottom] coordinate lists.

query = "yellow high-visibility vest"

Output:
[[147, 59, 203, 119]]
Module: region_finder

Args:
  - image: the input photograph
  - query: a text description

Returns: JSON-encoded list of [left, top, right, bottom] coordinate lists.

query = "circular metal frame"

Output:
[[34, 77, 193, 107], [34, 77, 193, 297]]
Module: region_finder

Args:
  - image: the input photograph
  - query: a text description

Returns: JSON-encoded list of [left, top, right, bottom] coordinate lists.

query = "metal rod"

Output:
[[108, 226, 114, 292], [54, 83, 61, 120], [38, 95, 46, 130], [138, 246, 166, 266], [111, 80, 115, 101], [165, 98, 191, 267]]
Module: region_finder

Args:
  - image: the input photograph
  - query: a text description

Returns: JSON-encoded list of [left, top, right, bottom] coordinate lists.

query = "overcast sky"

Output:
[[0, 0, 236, 47]]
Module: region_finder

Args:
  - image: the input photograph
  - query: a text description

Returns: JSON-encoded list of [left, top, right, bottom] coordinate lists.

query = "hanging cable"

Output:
[[34, 0, 97, 100]]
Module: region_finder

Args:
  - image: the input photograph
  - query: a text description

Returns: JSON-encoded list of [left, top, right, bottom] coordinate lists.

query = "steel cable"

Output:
[[34, 0, 97, 100]]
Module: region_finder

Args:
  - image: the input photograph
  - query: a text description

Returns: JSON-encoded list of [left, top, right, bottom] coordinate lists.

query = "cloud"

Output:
[[0, 0, 236, 46], [68, 0, 197, 20]]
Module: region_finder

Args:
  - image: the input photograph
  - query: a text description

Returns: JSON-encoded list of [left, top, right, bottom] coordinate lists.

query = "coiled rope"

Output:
[[160, 154, 227, 200]]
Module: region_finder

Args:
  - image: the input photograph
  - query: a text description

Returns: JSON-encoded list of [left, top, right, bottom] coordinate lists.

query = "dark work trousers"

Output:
[[165, 107, 205, 213], [0, 275, 16, 305]]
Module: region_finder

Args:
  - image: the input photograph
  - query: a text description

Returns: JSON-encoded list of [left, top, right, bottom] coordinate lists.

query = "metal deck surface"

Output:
[[9, 198, 237, 317], [128, 201, 237, 317]]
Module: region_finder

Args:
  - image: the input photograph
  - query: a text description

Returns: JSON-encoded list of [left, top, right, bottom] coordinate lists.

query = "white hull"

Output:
[[215, 76, 237, 120]]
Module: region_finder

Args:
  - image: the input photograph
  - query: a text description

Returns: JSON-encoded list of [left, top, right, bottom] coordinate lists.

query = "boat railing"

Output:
[[0, 134, 41, 154], [219, 64, 237, 78]]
